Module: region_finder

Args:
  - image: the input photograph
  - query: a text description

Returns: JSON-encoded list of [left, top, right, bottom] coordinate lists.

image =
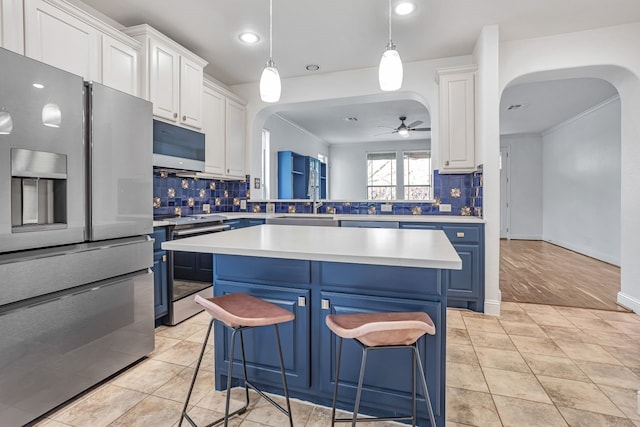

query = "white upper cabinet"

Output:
[[1, 0, 25, 53], [202, 79, 246, 179], [437, 65, 477, 174], [22, 0, 140, 94], [125, 24, 207, 130], [225, 98, 245, 178], [102, 35, 138, 96]]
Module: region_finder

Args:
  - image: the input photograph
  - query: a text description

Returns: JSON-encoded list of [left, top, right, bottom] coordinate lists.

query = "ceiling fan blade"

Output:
[[376, 125, 397, 130], [410, 127, 431, 131], [407, 120, 423, 128], [373, 130, 395, 136]]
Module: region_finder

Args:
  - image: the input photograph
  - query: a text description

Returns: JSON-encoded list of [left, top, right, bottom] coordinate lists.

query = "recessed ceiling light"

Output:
[[238, 32, 260, 44], [506, 104, 525, 110], [305, 64, 320, 71], [32, 83, 44, 89], [394, 2, 416, 16], [344, 117, 358, 122]]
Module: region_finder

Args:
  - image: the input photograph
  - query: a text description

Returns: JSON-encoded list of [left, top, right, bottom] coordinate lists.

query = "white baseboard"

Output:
[[484, 298, 501, 316], [617, 292, 640, 315], [543, 238, 620, 267], [509, 235, 542, 240]]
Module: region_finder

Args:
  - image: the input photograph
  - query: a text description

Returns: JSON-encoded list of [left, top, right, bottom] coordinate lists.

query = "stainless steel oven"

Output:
[[164, 215, 229, 325]]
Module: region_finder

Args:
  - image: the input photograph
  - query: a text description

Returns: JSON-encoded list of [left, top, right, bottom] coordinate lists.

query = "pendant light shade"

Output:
[[379, 41, 403, 91], [260, 59, 281, 103], [260, 0, 281, 103], [379, 0, 403, 91]]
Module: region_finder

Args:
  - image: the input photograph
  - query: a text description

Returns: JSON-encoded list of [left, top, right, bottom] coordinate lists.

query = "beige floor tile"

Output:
[[598, 385, 640, 421], [32, 420, 71, 427], [459, 310, 489, 319], [562, 316, 622, 333], [521, 352, 590, 382], [111, 359, 184, 394], [475, 347, 530, 373], [468, 330, 515, 350], [156, 322, 209, 341], [184, 325, 215, 345], [446, 343, 478, 365], [148, 335, 182, 359], [553, 306, 600, 319], [195, 388, 251, 415], [153, 366, 215, 404], [482, 367, 551, 403], [304, 405, 352, 427], [519, 303, 561, 316], [153, 340, 207, 367], [605, 319, 640, 335], [496, 310, 533, 323], [604, 345, 640, 369], [527, 312, 575, 328], [492, 395, 567, 427], [510, 335, 565, 357], [189, 311, 214, 326], [591, 310, 640, 324], [447, 362, 489, 392], [557, 406, 637, 427], [499, 320, 548, 338], [447, 328, 472, 345], [447, 310, 466, 329], [537, 375, 625, 417], [245, 395, 313, 426], [445, 422, 476, 427], [178, 406, 242, 427], [446, 387, 501, 427], [190, 346, 215, 372], [109, 395, 183, 427], [584, 329, 636, 347], [500, 301, 524, 312], [554, 341, 622, 365], [574, 360, 640, 390], [53, 384, 146, 427], [540, 326, 592, 343], [463, 317, 505, 333], [239, 419, 270, 427]]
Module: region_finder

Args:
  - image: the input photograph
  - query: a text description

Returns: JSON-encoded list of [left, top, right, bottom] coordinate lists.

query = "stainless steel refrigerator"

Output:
[[0, 47, 154, 426]]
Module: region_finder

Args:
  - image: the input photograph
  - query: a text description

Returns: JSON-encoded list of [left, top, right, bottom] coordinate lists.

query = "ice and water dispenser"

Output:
[[11, 148, 67, 231]]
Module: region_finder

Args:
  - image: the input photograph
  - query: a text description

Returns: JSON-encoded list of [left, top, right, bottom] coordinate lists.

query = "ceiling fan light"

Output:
[[398, 127, 409, 137], [378, 42, 403, 91], [260, 59, 281, 103]]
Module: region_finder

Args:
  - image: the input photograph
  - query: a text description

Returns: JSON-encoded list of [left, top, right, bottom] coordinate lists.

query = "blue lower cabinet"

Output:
[[399, 222, 438, 230], [214, 281, 311, 389], [152, 250, 168, 319], [318, 292, 444, 425], [246, 219, 266, 227], [223, 219, 242, 230], [224, 218, 266, 230]]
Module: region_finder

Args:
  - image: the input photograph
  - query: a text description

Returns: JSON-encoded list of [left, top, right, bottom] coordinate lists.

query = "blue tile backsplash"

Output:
[[153, 168, 483, 217]]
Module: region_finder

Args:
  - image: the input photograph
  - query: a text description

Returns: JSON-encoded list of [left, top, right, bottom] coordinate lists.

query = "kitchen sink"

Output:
[[265, 215, 339, 227]]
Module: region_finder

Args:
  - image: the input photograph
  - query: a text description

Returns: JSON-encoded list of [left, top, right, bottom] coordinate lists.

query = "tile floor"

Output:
[[33, 303, 640, 427]]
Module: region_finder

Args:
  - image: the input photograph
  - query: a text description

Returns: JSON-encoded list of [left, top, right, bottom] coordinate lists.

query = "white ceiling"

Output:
[[80, 0, 636, 140]]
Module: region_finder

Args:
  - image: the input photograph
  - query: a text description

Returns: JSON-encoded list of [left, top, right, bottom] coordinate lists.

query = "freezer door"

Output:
[[0, 47, 85, 253], [87, 82, 153, 241]]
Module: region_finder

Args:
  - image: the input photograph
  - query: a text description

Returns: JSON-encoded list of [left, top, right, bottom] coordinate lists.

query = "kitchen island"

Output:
[[162, 224, 461, 426]]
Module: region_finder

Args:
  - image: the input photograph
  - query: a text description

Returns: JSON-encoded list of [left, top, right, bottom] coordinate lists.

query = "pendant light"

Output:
[[378, 0, 403, 91], [260, 0, 281, 103]]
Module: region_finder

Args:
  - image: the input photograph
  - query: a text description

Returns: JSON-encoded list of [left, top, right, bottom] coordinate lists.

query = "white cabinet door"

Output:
[[102, 35, 138, 96], [24, 0, 99, 81], [1, 0, 25, 53], [203, 86, 226, 175], [179, 56, 203, 129], [225, 98, 245, 178], [438, 68, 476, 173], [149, 38, 179, 122]]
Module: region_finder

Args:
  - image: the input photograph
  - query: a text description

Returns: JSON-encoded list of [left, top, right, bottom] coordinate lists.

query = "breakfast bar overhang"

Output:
[[163, 224, 461, 426]]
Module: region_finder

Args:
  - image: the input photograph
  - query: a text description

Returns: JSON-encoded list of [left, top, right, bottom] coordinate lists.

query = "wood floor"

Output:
[[500, 240, 627, 312]]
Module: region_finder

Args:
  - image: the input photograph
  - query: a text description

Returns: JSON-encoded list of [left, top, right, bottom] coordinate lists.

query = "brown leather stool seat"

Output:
[[179, 293, 295, 427], [325, 311, 438, 426]]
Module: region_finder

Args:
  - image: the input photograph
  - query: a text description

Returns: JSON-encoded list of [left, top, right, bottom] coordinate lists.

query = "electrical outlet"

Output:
[[266, 203, 275, 213], [381, 203, 393, 213], [439, 203, 452, 212], [202, 204, 211, 213], [240, 200, 247, 210]]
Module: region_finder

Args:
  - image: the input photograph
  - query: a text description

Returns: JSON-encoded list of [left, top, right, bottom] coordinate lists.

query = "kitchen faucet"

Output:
[[308, 166, 323, 214]]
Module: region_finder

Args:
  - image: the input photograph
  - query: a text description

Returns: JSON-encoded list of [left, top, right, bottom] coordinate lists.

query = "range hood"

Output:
[[152, 120, 205, 172]]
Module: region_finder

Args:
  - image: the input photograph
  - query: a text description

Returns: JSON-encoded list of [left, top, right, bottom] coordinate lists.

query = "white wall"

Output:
[[500, 23, 640, 314], [264, 114, 329, 199], [542, 97, 621, 265], [330, 139, 430, 200], [500, 134, 543, 239]]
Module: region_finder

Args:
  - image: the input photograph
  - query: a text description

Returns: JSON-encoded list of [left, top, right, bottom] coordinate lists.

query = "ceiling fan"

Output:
[[376, 116, 431, 138]]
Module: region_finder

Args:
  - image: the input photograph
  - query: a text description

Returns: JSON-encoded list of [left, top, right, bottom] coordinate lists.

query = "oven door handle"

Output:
[[172, 224, 230, 237]]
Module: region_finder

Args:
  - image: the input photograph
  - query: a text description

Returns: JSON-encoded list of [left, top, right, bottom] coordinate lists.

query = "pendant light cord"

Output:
[[269, 0, 273, 59], [388, 0, 392, 41]]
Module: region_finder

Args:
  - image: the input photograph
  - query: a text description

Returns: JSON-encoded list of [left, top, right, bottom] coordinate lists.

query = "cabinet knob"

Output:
[[298, 296, 306, 307], [162, 254, 167, 262], [182, 115, 186, 121], [321, 299, 330, 310], [173, 112, 178, 119], [445, 160, 450, 166]]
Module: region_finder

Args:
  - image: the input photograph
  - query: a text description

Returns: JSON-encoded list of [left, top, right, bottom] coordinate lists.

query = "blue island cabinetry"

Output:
[[151, 227, 169, 319], [213, 255, 447, 426]]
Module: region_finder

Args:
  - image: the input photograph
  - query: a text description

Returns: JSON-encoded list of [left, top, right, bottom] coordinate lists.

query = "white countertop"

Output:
[[161, 224, 462, 270], [154, 213, 484, 227]]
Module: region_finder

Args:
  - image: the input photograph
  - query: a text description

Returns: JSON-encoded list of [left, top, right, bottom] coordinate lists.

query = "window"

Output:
[[367, 152, 396, 200], [403, 151, 431, 200]]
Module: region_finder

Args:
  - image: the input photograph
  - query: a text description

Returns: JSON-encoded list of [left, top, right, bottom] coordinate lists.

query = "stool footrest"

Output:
[[334, 415, 414, 423], [244, 379, 292, 418]]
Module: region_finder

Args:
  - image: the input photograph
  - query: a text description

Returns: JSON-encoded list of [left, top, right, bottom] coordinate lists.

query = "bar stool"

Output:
[[179, 293, 295, 427], [325, 311, 437, 427]]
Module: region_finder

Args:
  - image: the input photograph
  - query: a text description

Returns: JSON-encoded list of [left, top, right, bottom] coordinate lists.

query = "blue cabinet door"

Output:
[[317, 291, 444, 426], [448, 244, 482, 311], [152, 250, 168, 319], [214, 281, 311, 389]]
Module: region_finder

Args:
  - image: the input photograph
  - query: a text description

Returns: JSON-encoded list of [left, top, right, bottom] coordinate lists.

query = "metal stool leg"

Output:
[[330, 337, 343, 427], [222, 328, 238, 427], [412, 347, 417, 427], [274, 324, 294, 427], [238, 329, 251, 409], [351, 346, 368, 426], [413, 345, 437, 427], [179, 318, 214, 427]]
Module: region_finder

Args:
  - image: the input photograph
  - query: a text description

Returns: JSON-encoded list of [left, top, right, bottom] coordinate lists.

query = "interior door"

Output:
[[500, 145, 510, 239]]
